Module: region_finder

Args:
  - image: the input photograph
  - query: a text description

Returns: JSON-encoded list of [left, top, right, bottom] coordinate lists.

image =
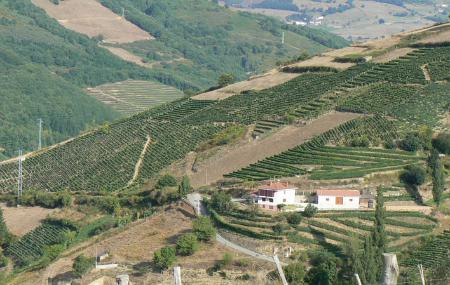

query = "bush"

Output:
[[349, 136, 370, 147], [286, 212, 303, 225], [176, 233, 199, 256], [399, 133, 422, 152], [156, 174, 177, 189], [218, 73, 235, 87], [384, 140, 397, 149], [210, 191, 233, 213], [153, 246, 176, 271], [73, 254, 94, 278], [284, 262, 306, 285], [400, 165, 426, 186], [303, 204, 318, 218], [192, 216, 216, 242], [272, 223, 287, 235], [432, 133, 450, 154]]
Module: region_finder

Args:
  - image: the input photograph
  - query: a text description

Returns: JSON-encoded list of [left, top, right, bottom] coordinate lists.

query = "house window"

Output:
[[349, 198, 353, 202], [325, 198, 330, 201], [269, 206, 273, 209], [269, 198, 273, 203], [262, 198, 266, 202], [283, 199, 286, 202], [262, 205, 266, 208]]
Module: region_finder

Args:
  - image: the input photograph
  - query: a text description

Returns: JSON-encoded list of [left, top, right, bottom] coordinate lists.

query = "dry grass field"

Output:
[[31, 0, 152, 44], [0, 204, 56, 237]]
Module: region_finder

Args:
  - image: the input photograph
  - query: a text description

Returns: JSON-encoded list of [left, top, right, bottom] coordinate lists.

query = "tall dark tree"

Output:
[[344, 236, 364, 283], [178, 175, 191, 198], [428, 149, 445, 205], [372, 186, 386, 280], [363, 235, 377, 284]]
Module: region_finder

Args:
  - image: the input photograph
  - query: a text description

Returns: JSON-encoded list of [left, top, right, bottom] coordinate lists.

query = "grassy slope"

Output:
[[100, 0, 349, 89]]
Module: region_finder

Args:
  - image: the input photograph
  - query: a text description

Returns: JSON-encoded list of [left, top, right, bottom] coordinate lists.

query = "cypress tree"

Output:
[[372, 186, 386, 280], [363, 235, 377, 284], [178, 175, 191, 198], [428, 149, 445, 206]]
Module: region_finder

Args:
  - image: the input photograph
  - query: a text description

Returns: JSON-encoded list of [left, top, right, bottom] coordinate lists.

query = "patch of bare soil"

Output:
[[288, 55, 356, 70], [188, 112, 362, 188], [102, 46, 151, 67], [31, 0, 152, 44], [192, 69, 299, 100], [385, 205, 432, 214], [0, 204, 56, 237], [417, 30, 450, 44], [322, 46, 367, 57], [373, 48, 415, 63]]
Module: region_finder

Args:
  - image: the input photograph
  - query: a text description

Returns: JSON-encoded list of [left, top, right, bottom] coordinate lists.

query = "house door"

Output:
[[336, 197, 343, 205]]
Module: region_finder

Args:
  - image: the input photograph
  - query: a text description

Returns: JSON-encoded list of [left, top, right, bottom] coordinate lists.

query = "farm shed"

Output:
[[314, 189, 360, 210]]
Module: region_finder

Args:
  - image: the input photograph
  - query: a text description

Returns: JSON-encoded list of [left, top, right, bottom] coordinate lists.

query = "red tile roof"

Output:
[[258, 181, 295, 191], [316, 189, 360, 197]]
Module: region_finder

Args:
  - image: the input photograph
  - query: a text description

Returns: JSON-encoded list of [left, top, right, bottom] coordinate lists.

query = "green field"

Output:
[[87, 80, 185, 116]]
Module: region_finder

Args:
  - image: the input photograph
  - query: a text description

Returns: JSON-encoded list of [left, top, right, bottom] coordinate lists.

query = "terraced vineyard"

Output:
[[338, 83, 450, 128], [87, 80, 184, 116], [211, 207, 437, 255], [226, 116, 422, 181], [0, 41, 448, 193], [401, 230, 450, 268], [5, 219, 78, 267]]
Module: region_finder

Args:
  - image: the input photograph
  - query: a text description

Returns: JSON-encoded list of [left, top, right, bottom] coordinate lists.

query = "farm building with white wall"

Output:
[[255, 181, 297, 211], [314, 189, 360, 210]]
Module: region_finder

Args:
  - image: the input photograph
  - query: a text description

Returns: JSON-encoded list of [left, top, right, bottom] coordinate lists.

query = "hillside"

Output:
[[0, 23, 448, 193], [0, 23, 448, 285], [0, 0, 349, 159], [223, 0, 449, 40]]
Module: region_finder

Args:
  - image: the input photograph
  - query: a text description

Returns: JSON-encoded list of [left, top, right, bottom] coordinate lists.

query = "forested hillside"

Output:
[[100, 0, 349, 88], [0, 0, 348, 158], [0, 0, 191, 158]]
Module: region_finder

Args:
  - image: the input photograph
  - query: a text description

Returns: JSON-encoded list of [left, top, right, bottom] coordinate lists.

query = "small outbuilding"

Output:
[[315, 189, 360, 210]]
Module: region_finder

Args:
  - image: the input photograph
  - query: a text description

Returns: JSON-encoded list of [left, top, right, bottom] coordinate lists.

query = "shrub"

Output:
[[272, 223, 287, 235], [218, 73, 235, 87], [303, 204, 318, 218], [284, 262, 306, 285], [192, 216, 216, 242], [153, 246, 176, 271], [432, 133, 450, 154], [210, 191, 233, 213], [156, 174, 177, 189], [286, 212, 303, 225], [400, 165, 426, 186], [349, 136, 370, 147], [176, 233, 199, 256], [73, 254, 94, 278], [399, 133, 422, 152], [384, 140, 397, 149]]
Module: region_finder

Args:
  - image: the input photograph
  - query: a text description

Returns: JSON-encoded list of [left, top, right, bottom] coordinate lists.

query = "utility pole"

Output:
[[418, 264, 425, 285], [17, 150, 23, 203], [282, 31, 285, 45], [382, 253, 399, 285], [354, 273, 362, 285], [174, 266, 182, 285], [38, 118, 43, 150]]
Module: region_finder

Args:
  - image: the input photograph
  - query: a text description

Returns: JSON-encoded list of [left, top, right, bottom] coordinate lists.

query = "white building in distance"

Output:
[[256, 181, 297, 211], [315, 189, 360, 210]]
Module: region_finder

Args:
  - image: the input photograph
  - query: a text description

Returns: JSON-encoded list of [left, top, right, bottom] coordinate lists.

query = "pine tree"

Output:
[[429, 149, 445, 205], [372, 186, 386, 280]]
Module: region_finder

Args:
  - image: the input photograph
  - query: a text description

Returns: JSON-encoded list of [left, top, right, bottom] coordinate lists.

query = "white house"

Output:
[[315, 189, 360, 210], [256, 181, 296, 211]]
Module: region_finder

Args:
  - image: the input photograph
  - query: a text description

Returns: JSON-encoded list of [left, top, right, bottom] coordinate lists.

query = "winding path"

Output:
[[186, 193, 276, 264]]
